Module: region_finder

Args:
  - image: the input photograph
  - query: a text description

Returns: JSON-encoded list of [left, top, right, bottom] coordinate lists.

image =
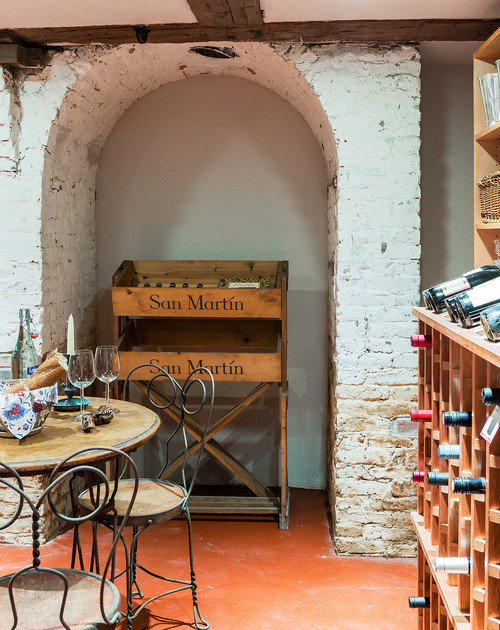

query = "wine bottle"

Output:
[[412, 470, 425, 483], [453, 276, 500, 328], [422, 290, 432, 309], [424, 266, 500, 313], [481, 388, 500, 405], [438, 444, 460, 460], [410, 334, 432, 348], [444, 298, 460, 323], [410, 409, 432, 422], [408, 597, 430, 609], [427, 472, 449, 486], [11, 309, 38, 380], [442, 411, 472, 427], [452, 477, 486, 494], [434, 557, 470, 574], [480, 303, 500, 342]]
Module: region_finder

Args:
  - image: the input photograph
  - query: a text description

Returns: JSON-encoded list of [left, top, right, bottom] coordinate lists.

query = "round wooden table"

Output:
[[0, 397, 160, 475]]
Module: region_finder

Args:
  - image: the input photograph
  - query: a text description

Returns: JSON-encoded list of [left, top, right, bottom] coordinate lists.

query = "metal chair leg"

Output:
[[185, 508, 209, 630], [70, 522, 85, 570]]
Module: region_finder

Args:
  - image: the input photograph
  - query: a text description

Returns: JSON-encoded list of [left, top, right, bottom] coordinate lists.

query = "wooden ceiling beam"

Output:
[[0, 19, 498, 48], [186, 0, 263, 26]]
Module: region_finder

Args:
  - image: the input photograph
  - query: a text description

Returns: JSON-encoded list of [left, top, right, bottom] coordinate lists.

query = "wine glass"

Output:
[[68, 349, 96, 422], [95, 345, 121, 413]]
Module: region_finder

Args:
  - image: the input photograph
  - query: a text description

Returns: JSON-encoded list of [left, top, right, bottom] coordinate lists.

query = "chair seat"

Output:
[[0, 568, 121, 630], [79, 479, 187, 527]]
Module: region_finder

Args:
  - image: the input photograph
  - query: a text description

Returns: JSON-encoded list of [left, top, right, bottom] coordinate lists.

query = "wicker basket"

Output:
[[478, 171, 500, 222]]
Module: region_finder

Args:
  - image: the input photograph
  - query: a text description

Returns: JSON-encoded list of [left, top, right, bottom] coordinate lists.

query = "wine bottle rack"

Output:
[[412, 306, 500, 630]]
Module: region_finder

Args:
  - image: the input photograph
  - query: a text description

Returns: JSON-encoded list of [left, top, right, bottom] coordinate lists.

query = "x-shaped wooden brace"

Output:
[[134, 380, 276, 500]]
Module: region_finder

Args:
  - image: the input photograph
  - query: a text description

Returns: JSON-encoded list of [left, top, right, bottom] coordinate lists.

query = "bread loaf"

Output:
[[3, 379, 29, 394], [4, 350, 68, 394], [26, 350, 67, 390]]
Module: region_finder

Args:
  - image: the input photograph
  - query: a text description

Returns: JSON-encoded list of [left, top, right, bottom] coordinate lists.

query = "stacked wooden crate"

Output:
[[112, 260, 289, 528]]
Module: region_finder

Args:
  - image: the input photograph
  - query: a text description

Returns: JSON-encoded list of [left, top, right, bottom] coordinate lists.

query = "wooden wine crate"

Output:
[[115, 318, 283, 382], [112, 260, 287, 383], [111, 259, 289, 528], [112, 260, 286, 319], [412, 306, 500, 630]]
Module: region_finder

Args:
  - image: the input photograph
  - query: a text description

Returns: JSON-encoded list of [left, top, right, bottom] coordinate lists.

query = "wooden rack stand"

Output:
[[412, 306, 500, 630], [412, 26, 500, 628], [112, 260, 289, 529]]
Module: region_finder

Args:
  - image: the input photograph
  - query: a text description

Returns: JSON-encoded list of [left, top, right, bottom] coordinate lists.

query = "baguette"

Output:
[[3, 379, 29, 394], [26, 350, 67, 390], [4, 350, 68, 394]]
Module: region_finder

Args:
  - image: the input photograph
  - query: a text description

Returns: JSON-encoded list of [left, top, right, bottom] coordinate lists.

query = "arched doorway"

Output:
[[39, 40, 337, 519], [94, 73, 330, 487]]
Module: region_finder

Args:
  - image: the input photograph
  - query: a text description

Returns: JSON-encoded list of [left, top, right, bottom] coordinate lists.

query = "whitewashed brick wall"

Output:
[[0, 42, 420, 554], [285, 44, 420, 555]]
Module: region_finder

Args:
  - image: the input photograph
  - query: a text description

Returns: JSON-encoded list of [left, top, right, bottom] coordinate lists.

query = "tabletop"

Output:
[[0, 397, 160, 475]]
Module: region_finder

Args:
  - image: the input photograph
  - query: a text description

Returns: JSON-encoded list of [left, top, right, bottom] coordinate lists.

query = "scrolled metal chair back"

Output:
[[0, 447, 139, 629], [123, 364, 215, 498]]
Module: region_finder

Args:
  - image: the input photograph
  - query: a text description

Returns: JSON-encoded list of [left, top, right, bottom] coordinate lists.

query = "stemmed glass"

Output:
[[95, 345, 121, 413], [68, 349, 96, 422]]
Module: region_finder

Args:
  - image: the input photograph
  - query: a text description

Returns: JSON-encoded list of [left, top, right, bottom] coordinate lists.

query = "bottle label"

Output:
[[27, 365, 38, 376], [468, 276, 500, 307], [481, 405, 500, 444], [441, 277, 471, 297]]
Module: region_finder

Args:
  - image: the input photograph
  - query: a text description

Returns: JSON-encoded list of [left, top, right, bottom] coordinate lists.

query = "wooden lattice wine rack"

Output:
[[412, 306, 500, 630], [112, 260, 289, 528]]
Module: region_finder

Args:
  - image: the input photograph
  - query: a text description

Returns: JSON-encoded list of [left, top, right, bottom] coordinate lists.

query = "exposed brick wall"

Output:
[[0, 474, 71, 545], [0, 42, 420, 554]]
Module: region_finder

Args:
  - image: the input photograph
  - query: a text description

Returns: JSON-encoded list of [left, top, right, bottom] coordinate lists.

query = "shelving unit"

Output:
[[412, 27, 500, 628], [112, 260, 289, 528], [412, 306, 500, 630], [474, 28, 500, 266]]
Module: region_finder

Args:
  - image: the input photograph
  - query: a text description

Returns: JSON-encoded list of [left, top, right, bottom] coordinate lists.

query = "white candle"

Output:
[[67, 314, 75, 355]]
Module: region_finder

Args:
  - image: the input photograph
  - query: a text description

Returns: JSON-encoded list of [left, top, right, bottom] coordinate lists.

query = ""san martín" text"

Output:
[[149, 358, 243, 376], [150, 294, 244, 311]]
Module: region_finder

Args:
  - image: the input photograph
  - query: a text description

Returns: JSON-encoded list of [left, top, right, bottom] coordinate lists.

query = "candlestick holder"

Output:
[[52, 353, 90, 412]]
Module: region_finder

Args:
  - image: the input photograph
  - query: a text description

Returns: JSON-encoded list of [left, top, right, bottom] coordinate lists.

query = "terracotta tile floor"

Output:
[[0, 488, 416, 629]]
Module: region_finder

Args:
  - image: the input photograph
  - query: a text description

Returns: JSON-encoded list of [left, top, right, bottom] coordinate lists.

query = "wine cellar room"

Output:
[[0, 2, 500, 630]]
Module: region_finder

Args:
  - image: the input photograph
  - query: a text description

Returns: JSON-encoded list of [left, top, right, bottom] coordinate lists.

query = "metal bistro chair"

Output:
[[78, 365, 215, 630], [0, 446, 139, 630]]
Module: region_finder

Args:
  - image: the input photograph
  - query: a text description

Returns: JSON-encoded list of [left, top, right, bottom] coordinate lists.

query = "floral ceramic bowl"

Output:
[[0, 381, 58, 439]]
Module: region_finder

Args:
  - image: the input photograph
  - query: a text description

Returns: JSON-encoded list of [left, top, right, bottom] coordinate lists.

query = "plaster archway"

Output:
[[41, 44, 337, 351], [39, 40, 338, 506]]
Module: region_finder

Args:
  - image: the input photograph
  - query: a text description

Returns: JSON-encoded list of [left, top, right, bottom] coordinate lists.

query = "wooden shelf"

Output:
[[412, 307, 500, 369], [413, 30, 500, 630], [476, 223, 500, 232], [474, 28, 500, 267], [413, 283, 500, 630], [475, 121, 500, 143], [412, 512, 471, 630], [474, 30, 500, 63]]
